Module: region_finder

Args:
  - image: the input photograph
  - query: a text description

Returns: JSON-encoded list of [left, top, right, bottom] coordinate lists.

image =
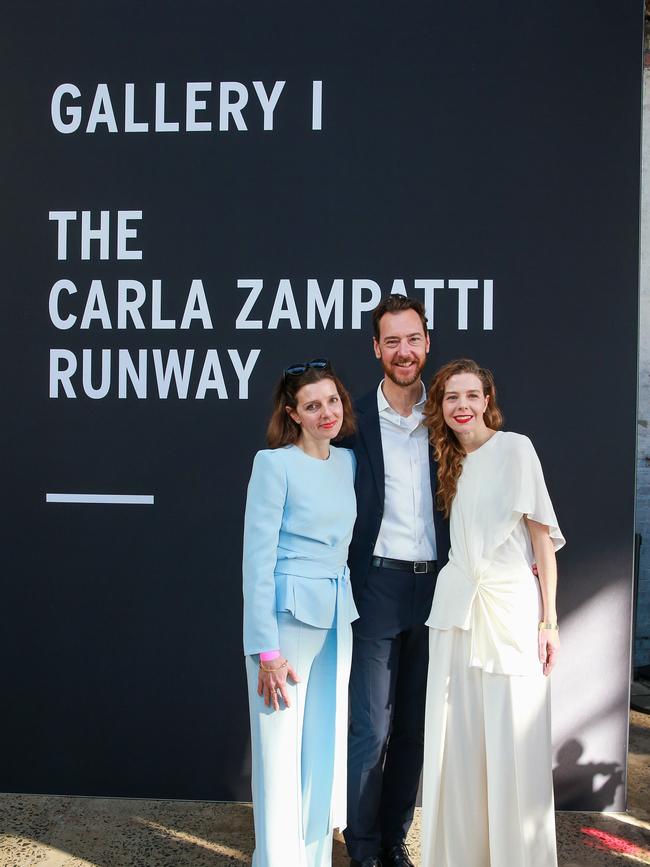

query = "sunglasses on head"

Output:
[[284, 358, 330, 379]]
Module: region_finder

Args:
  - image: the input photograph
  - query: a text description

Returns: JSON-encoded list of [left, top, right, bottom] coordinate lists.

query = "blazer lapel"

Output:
[[356, 392, 385, 508], [428, 446, 438, 502]]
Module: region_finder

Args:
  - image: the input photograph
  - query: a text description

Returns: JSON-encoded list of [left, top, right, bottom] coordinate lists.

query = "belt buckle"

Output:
[[414, 561, 427, 574]]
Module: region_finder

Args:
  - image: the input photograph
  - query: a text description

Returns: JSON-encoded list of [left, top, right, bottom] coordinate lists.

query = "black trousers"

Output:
[[344, 563, 437, 861]]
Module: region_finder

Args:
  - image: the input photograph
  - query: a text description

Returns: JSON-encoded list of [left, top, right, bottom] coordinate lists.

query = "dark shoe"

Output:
[[350, 858, 383, 867], [381, 841, 415, 867]]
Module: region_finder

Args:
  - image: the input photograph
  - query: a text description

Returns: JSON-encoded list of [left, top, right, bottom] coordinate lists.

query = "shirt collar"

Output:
[[377, 380, 427, 415]]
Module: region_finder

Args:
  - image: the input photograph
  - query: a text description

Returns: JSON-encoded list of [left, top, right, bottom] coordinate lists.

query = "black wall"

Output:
[[0, 1, 642, 808]]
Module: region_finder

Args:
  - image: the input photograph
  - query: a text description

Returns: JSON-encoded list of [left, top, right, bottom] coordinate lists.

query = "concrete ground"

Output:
[[1, 709, 648, 867]]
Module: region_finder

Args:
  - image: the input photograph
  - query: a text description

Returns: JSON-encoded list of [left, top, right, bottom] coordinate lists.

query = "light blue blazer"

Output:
[[242, 444, 358, 656]]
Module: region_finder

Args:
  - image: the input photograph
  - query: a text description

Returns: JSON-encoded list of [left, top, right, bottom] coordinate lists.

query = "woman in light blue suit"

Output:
[[243, 359, 359, 867]]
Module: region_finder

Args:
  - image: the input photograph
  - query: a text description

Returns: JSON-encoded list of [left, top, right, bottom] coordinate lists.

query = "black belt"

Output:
[[371, 556, 437, 574]]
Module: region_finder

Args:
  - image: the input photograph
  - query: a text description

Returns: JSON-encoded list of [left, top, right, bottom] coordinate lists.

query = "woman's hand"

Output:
[[257, 657, 301, 711], [538, 627, 560, 676], [526, 518, 560, 678]]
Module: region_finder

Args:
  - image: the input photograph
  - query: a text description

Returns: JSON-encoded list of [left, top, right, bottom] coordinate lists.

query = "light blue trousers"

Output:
[[246, 613, 338, 867]]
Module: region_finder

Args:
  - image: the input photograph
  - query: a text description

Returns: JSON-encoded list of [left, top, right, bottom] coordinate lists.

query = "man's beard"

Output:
[[383, 359, 425, 388]]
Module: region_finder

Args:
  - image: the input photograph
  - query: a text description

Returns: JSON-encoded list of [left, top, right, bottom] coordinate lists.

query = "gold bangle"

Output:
[[538, 621, 559, 631], [259, 658, 288, 673]]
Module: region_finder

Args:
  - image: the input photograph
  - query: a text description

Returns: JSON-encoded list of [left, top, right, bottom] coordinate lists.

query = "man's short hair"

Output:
[[372, 294, 428, 340]]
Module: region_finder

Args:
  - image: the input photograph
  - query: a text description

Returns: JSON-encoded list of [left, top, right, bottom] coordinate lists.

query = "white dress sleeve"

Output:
[[511, 436, 565, 551]]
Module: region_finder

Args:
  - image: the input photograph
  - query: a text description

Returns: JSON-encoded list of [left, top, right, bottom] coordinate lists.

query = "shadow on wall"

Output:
[[553, 739, 624, 811]]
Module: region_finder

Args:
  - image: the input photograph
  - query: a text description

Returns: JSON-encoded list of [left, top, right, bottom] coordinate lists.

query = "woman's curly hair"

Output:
[[423, 359, 503, 517]]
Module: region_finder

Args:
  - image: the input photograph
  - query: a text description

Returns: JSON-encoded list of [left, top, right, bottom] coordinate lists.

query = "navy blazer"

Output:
[[343, 388, 451, 603]]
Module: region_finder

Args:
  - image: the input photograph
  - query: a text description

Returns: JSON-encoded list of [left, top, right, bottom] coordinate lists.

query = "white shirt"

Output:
[[373, 381, 437, 561]]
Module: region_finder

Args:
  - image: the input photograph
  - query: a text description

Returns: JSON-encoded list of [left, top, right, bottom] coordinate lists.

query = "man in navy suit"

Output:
[[343, 295, 450, 867]]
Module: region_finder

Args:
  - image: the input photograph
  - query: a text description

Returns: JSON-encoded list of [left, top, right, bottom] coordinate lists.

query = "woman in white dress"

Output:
[[421, 359, 564, 867]]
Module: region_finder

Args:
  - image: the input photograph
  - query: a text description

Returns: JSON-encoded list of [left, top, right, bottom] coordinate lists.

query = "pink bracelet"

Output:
[[260, 649, 281, 661]]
